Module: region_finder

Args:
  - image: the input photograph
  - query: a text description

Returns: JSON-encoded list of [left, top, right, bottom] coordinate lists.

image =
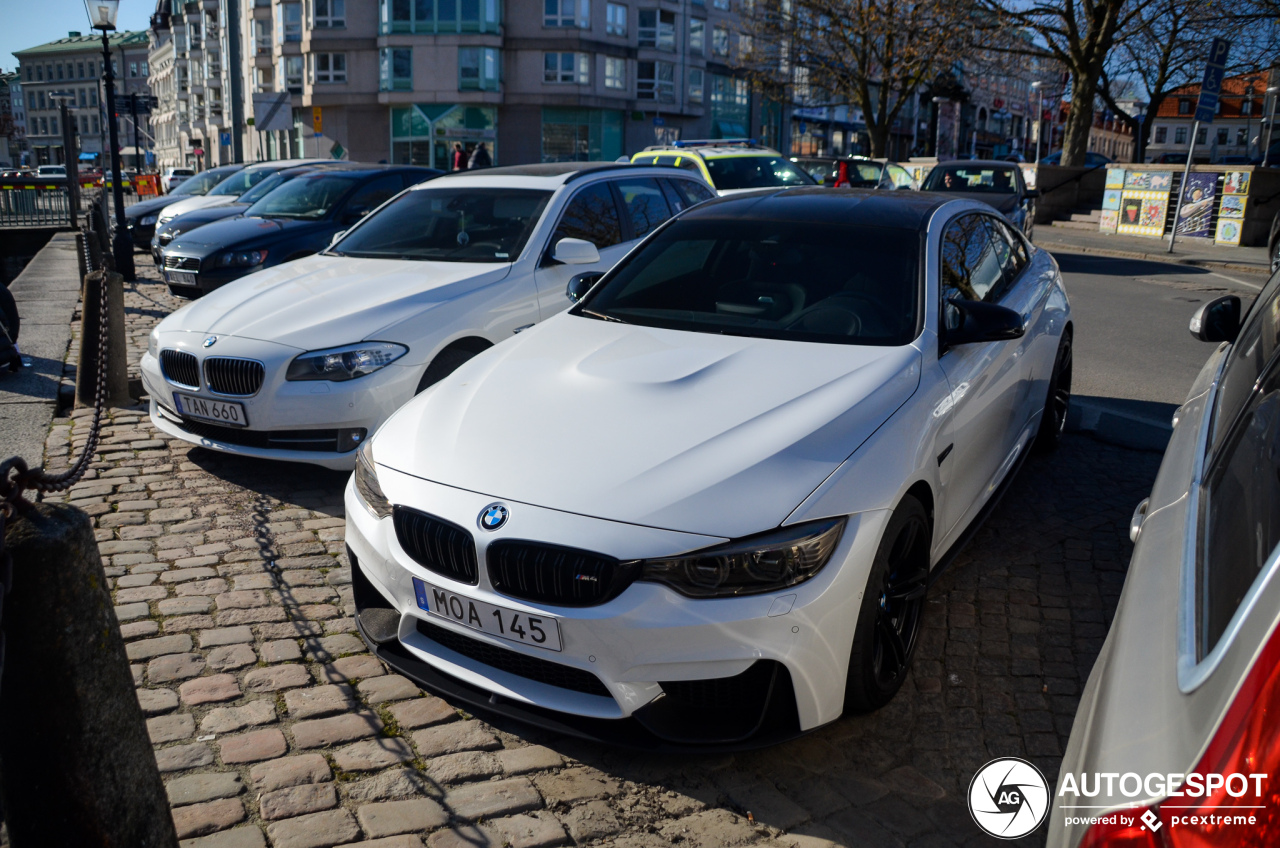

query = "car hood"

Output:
[[157, 254, 511, 350], [127, 195, 184, 218], [171, 204, 249, 229], [162, 195, 236, 219], [375, 316, 922, 538], [168, 216, 324, 255]]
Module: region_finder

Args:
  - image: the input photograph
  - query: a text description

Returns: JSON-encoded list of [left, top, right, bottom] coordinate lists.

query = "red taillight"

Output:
[[1076, 618, 1280, 847]]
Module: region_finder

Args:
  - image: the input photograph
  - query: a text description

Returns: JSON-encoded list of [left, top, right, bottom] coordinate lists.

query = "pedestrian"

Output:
[[467, 142, 492, 170], [451, 142, 467, 171]]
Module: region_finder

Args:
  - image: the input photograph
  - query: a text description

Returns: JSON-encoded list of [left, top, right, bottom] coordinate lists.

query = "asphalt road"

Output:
[[1053, 252, 1264, 409]]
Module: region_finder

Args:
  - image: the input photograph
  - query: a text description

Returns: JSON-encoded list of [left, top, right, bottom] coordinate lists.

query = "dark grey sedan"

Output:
[[921, 160, 1038, 236]]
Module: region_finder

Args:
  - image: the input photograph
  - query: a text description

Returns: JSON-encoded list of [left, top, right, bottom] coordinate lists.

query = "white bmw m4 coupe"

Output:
[[345, 187, 1073, 747]]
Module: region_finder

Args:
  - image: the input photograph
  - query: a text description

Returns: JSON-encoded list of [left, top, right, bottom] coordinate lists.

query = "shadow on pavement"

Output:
[[1053, 253, 1212, 279]]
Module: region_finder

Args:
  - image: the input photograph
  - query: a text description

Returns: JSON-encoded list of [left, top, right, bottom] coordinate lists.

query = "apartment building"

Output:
[[1145, 69, 1278, 163], [14, 31, 152, 167], [0, 72, 27, 166]]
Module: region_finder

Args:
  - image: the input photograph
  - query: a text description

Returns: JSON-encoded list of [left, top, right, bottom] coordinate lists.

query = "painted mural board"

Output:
[[1174, 173, 1217, 239], [1103, 190, 1122, 210], [1099, 210, 1119, 233], [1117, 191, 1169, 237], [1215, 217, 1244, 245], [1124, 171, 1174, 191], [1220, 195, 1247, 218], [1224, 171, 1250, 195], [1105, 168, 1125, 189]]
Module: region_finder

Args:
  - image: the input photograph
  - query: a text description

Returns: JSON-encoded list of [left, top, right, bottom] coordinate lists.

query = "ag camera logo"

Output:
[[968, 757, 1050, 839]]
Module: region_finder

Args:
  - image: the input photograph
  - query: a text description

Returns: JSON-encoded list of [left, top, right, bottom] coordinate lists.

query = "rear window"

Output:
[[579, 217, 920, 345], [703, 156, 815, 190], [208, 168, 276, 197]]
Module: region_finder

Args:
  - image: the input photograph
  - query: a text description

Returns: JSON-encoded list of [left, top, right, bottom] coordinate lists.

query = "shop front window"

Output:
[[391, 104, 497, 169], [541, 107, 623, 162]]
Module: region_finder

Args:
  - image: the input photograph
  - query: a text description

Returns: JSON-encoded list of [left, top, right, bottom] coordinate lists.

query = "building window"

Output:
[[544, 52, 589, 84], [1237, 127, 1248, 145], [1217, 126, 1228, 144], [1175, 126, 1187, 145], [637, 60, 674, 102], [709, 73, 749, 137], [92, 115, 99, 133], [1178, 99, 1191, 115], [1242, 98, 1254, 116], [141, 61, 148, 76], [1196, 126, 1206, 144], [90, 89, 98, 106], [606, 2, 627, 35], [712, 0, 728, 8], [638, 9, 676, 50], [313, 52, 347, 83], [545, 0, 589, 27], [689, 67, 703, 103], [1154, 126, 1166, 144], [78, 62, 85, 78], [380, 47, 412, 90], [78, 89, 86, 107], [541, 107, 623, 162], [689, 19, 704, 55], [280, 3, 302, 41], [383, 0, 500, 33], [50, 116, 57, 135], [282, 55, 304, 93], [605, 56, 626, 90], [190, 22, 202, 47], [56, 64, 64, 80], [314, 0, 346, 27], [458, 46, 499, 90], [712, 25, 729, 56]]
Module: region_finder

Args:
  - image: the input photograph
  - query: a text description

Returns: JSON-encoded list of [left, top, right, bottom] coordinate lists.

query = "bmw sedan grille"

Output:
[[487, 540, 634, 607], [205, 357, 265, 396], [393, 507, 478, 585], [160, 349, 200, 388]]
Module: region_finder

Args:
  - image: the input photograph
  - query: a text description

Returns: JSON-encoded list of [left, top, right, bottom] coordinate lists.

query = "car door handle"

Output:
[[1129, 497, 1150, 543], [513, 324, 534, 334]]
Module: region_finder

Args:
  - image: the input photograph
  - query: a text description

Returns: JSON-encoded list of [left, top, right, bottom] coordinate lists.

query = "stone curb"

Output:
[[1036, 240, 1271, 278]]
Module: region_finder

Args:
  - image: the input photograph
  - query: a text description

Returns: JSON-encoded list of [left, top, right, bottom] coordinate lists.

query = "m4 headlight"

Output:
[[212, 249, 269, 268], [139, 213, 158, 226], [638, 517, 845, 598], [286, 342, 408, 382], [147, 328, 159, 359], [353, 440, 392, 519]]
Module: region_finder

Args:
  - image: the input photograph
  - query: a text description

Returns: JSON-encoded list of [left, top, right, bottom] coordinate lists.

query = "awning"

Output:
[[78, 152, 97, 160]]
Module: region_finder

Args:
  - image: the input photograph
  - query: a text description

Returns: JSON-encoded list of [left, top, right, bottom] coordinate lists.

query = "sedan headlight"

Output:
[[286, 342, 408, 382], [353, 440, 392, 519], [212, 249, 269, 268], [638, 517, 845, 598], [140, 214, 158, 226], [147, 328, 159, 359]]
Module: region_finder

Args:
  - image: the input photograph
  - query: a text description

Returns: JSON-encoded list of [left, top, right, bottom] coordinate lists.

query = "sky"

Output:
[[3, 0, 154, 73]]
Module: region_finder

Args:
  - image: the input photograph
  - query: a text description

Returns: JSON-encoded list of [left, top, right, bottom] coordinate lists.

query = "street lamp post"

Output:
[[932, 96, 951, 160], [1263, 86, 1279, 168], [1031, 82, 1045, 163], [85, 0, 135, 281]]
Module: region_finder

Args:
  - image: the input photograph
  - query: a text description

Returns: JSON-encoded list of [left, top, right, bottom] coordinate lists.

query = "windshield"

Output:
[[246, 173, 359, 219], [172, 169, 237, 197], [208, 168, 276, 197], [703, 156, 816, 190], [236, 172, 290, 205], [580, 218, 920, 345], [924, 166, 1019, 193], [332, 188, 552, 263]]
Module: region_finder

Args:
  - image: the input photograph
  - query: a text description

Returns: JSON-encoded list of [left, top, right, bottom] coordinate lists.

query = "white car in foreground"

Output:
[[140, 163, 716, 468], [345, 188, 1074, 747]]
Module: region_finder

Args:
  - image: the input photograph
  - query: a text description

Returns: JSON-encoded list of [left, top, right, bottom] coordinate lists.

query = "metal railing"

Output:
[[0, 180, 99, 229]]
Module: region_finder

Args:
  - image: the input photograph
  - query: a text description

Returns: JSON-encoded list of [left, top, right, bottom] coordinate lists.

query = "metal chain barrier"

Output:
[[0, 210, 112, 696]]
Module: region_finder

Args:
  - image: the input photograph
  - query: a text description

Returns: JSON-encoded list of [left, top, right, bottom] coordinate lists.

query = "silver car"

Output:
[[1048, 278, 1280, 847]]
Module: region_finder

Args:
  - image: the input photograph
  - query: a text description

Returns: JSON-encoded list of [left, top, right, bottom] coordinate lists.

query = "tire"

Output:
[[843, 495, 931, 714], [415, 346, 486, 394], [1034, 330, 1073, 452], [0, 284, 19, 344]]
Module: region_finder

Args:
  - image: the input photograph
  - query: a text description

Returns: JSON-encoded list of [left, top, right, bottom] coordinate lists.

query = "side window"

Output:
[[1212, 271, 1280, 454], [1201, 356, 1280, 655], [673, 178, 715, 206], [940, 213, 1005, 326], [613, 177, 672, 240], [986, 217, 1027, 301], [888, 164, 913, 189], [555, 182, 623, 248], [658, 178, 688, 214], [345, 176, 403, 214]]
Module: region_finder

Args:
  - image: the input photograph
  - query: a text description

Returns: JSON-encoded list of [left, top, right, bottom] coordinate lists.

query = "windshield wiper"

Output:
[[581, 309, 629, 324]]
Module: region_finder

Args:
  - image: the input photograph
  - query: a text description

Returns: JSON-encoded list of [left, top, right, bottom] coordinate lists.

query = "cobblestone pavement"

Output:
[[36, 264, 1162, 848]]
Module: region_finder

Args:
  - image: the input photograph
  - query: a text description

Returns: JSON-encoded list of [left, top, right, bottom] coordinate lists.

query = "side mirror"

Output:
[[329, 230, 345, 247], [343, 208, 369, 225], [566, 272, 604, 303], [552, 237, 601, 266], [1189, 295, 1241, 342], [945, 299, 1026, 345]]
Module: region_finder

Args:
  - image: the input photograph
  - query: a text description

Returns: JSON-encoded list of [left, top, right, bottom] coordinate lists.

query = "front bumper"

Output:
[[344, 467, 892, 747], [140, 338, 422, 471], [127, 222, 155, 249]]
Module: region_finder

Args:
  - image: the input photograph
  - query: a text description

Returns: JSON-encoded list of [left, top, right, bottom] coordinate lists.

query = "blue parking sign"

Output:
[[1195, 38, 1230, 124]]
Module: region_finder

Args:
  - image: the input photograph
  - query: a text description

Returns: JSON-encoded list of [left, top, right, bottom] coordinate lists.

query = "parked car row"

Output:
[[139, 147, 1077, 752]]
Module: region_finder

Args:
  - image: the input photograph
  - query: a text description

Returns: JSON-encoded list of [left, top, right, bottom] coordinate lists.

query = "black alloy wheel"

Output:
[[1035, 330, 1073, 451], [844, 495, 931, 713]]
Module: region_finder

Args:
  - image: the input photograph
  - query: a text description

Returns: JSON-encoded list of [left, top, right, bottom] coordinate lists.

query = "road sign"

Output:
[[252, 92, 293, 132], [312, 107, 322, 134], [330, 141, 345, 159], [1194, 38, 1231, 124], [219, 132, 231, 146], [653, 116, 665, 127]]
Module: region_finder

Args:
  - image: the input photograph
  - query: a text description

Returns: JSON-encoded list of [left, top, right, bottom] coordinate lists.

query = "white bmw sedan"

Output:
[[345, 188, 1074, 747], [140, 163, 716, 469]]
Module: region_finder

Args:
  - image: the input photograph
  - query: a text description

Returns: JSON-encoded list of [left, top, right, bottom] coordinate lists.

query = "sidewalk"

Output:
[[0, 232, 81, 468], [1033, 226, 1272, 276]]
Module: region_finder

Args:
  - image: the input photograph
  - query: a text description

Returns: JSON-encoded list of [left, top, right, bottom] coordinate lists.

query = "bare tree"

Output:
[[743, 0, 971, 157], [978, 0, 1144, 166]]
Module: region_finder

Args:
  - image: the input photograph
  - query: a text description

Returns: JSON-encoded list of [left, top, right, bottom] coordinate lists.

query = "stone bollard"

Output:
[[0, 502, 179, 848], [76, 270, 131, 409]]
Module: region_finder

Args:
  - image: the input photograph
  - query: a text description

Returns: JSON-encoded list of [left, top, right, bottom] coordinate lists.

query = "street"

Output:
[[37, 248, 1253, 848]]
